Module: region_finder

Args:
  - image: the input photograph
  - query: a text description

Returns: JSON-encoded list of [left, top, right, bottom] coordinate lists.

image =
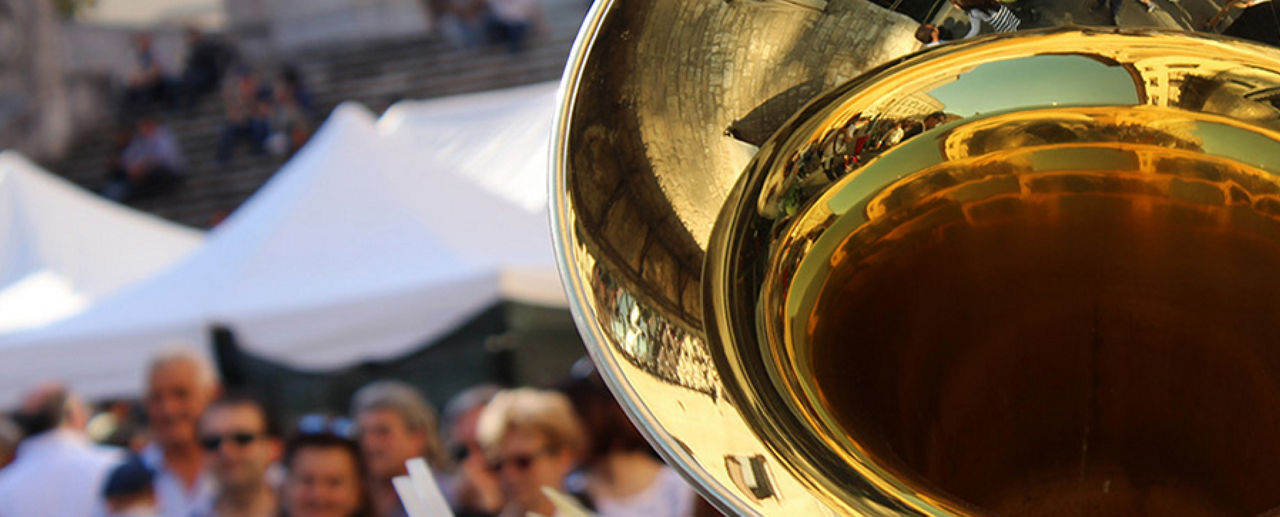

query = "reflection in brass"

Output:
[[551, 3, 1280, 514], [725, 455, 777, 500]]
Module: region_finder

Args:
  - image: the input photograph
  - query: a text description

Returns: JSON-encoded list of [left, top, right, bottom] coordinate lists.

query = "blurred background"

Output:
[[0, 2, 663, 516], [0, 0, 589, 415]]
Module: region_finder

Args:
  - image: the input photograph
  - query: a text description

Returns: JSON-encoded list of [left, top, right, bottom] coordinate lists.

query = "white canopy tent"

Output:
[[377, 81, 564, 307], [0, 105, 502, 405], [0, 82, 566, 406], [0, 152, 203, 335]]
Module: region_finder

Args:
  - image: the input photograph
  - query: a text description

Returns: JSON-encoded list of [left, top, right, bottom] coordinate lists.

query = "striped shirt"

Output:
[[964, 5, 1021, 38]]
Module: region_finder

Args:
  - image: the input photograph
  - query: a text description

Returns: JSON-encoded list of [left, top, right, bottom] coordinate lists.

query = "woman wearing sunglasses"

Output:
[[281, 418, 372, 517], [476, 389, 585, 517]]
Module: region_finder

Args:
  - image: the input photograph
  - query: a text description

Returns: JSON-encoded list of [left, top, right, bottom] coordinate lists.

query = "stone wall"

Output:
[[226, 0, 432, 52], [0, 0, 73, 160]]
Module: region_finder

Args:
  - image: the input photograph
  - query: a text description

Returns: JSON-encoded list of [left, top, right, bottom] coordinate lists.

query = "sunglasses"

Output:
[[451, 444, 472, 463], [488, 448, 555, 472], [296, 414, 354, 439], [200, 432, 261, 451]]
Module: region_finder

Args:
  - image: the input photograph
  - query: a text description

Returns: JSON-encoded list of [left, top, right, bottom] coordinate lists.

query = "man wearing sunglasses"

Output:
[[194, 395, 281, 517]]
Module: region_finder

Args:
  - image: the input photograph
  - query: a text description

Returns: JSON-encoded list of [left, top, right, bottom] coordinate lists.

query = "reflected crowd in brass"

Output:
[[552, 1, 1280, 514]]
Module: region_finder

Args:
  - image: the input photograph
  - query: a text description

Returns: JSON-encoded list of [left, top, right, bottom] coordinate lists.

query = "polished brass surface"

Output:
[[552, 2, 1280, 514], [560, 0, 920, 337], [790, 111, 1280, 515]]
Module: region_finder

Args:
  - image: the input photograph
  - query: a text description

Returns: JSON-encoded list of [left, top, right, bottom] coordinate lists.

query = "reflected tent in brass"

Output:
[[550, 1, 1280, 514]]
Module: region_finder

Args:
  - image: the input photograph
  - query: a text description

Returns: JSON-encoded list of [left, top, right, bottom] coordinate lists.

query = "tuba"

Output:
[[549, 1, 1280, 515]]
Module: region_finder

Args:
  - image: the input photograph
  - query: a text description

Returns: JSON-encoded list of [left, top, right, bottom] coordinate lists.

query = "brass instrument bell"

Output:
[[550, 1, 1280, 514]]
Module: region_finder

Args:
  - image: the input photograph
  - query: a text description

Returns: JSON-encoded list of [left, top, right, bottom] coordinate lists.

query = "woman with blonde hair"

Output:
[[476, 388, 585, 517]]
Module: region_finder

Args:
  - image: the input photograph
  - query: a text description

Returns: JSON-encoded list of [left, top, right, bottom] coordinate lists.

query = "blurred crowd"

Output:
[[104, 25, 320, 203], [0, 349, 711, 517], [432, 0, 546, 53], [105, 27, 316, 204], [914, 0, 1263, 46], [98, 0, 551, 207]]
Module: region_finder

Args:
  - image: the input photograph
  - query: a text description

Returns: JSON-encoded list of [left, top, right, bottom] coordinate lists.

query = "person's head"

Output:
[[924, 111, 947, 129], [281, 65, 303, 89], [15, 382, 88, 436], [136, 116, 158, 137], [275, 82, 297, 105], [102, 455, 157, 517], [0, 417, 21, 468], [443, 385, 504, 511], [284, 429, 369, 517], [183, 25, 203, 44], [234, 68, 258, 91], [144, 348, 218, 449], [443, 385, 502, 459], [351, 381, 446, 480], [198, 395, 279, 493], [476, 389, 584, 515], [253, 97, 274, 117], [561, 373, 652, 466], [133, 32, 153, 51], [915, 24, 941, 44]]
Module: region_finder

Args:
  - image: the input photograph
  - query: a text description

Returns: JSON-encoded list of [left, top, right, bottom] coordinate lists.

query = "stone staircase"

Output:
[[46, 0, 585, 229]]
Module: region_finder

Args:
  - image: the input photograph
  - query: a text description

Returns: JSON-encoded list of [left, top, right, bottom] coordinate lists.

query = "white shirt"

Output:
[[141, 443, 217, 517], [594, 467, 697, 517], [0, 429, 123, 517]]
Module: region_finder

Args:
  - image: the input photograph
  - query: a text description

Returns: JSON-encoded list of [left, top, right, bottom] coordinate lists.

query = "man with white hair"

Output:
[[0, 382, 123, 516], [142, 347, 220, 517]]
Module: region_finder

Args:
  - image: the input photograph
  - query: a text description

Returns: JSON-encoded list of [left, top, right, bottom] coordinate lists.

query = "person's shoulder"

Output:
[[89, 443, 126, 465], [186, 496, 218, 517], [652, 467, 698, 515], [0, 460, 24, 503], [655, 466, 696, 498], [140, 442, 169, 473], [0, 461, 15, 487]]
